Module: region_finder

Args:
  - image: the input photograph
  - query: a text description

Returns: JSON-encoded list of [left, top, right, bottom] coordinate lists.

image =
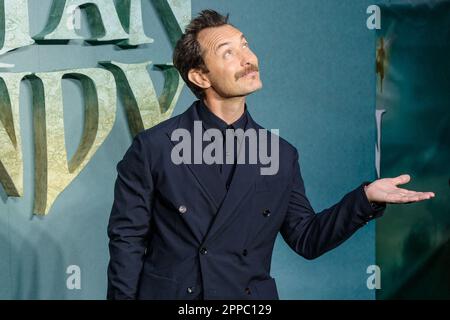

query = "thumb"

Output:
[[392, 174, 411, 186]]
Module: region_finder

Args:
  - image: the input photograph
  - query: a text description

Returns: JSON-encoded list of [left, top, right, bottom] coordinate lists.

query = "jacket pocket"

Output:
[[249, 277, 279, 300], [137, 270, 179, 300]]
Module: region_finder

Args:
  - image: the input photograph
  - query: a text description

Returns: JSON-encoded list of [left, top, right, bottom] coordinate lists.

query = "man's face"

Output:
[[196, 24, 262, 98]]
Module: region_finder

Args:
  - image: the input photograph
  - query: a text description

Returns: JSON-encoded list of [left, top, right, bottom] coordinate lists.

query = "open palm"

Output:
[[365, 174, 435, 204]]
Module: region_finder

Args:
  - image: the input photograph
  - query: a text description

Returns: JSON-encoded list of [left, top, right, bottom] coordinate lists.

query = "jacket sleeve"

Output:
[[107, 133, 153, 299], [280, 149, 385, 260]]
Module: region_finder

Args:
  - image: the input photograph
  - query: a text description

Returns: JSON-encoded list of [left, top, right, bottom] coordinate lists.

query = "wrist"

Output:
[[364, 183, 386, 210], [364, 184, 371, 201]]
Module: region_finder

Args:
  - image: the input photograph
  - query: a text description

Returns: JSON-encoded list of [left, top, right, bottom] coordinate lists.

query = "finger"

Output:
[[386, 193, 411, 203], [392, 174, 411, 186], [396, 188, 416, 196], [390, 189, 420, 197], [397, 193, 433, 203], [400, 190, 435, 198], [418, 192, 435, 199], [386, 192, 434, 203]]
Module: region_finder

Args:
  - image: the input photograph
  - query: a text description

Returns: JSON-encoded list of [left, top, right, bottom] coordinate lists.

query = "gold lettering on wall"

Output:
[[0, 0, 191, 215], [0, 73, 29, 197], [100, 61, 183, 137], [28, 68, 117, 215]]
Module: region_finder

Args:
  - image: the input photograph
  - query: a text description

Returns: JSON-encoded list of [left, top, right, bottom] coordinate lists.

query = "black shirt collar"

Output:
[[197, 99, 248, 132]]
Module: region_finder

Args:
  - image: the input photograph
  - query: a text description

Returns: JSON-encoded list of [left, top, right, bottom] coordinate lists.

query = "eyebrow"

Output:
[[215, 34, 246, 53]]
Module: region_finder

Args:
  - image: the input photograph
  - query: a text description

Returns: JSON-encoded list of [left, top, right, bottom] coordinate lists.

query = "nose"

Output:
[[240, 48, 257, 67]]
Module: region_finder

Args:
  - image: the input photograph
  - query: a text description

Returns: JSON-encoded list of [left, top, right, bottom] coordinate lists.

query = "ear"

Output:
[[188, 68, 211, 89]]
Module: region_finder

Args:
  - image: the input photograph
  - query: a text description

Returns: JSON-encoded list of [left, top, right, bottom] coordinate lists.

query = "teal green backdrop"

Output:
[[0, 0, 379, 299], [376, 1, 450, 299]]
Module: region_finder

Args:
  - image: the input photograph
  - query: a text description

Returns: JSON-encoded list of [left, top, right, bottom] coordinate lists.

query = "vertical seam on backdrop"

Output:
[[7, 207, 12, 297]]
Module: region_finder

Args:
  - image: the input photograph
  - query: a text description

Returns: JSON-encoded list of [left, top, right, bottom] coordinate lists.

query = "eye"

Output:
[[224, 49, 233, 58], [243, 42, 249, 48]]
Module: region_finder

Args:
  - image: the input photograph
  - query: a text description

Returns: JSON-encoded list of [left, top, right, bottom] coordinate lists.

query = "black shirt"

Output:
[[197, 99, 249, 190]]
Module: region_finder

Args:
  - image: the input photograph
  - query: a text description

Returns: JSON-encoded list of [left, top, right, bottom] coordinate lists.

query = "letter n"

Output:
[[0, 72, 29, 197], [27, 67, 117, 215]]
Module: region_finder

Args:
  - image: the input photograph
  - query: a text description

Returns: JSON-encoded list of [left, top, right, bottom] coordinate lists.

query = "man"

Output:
[[107, 10, 434, 300]]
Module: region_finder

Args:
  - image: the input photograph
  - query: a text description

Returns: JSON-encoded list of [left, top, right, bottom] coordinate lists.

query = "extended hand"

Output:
[[364, 174, 435, 204]]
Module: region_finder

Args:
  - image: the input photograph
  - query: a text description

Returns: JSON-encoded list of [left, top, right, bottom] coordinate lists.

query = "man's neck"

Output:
[[203, 96, 246, 125]]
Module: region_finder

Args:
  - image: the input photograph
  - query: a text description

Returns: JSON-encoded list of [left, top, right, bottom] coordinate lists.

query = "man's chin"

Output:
[[247, 82, 263, 95], [240, 81, 263, 96], [217, 82, 263, 98]]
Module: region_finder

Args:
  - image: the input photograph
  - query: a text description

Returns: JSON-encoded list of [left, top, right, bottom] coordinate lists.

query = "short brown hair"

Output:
[[173, 10, 230, 99]]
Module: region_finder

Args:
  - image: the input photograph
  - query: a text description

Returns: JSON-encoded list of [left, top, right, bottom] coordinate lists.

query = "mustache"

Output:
[[235, 64, 259, 81]]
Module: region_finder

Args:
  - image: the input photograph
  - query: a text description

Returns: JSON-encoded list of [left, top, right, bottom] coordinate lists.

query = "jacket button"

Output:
[[178, 205, 187, 214], [200, 247, 208, 255], [262, 208, 271, 217], [245, 287, 251, 295], [187, 287, 194, 294], [242, 249, 248, 256]]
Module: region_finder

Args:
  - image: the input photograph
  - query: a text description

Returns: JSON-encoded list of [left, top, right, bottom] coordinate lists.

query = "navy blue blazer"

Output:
[[107, 100, 385, 300]]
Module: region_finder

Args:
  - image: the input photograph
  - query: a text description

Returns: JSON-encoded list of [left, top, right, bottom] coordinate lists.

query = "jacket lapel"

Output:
[[202, 113, 263, 245], [165, 101, 227, 210], [164, 101, 264, 245]]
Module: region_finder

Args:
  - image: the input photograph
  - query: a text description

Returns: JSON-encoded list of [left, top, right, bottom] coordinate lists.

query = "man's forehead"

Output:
[[198, 25, 244, 54]]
